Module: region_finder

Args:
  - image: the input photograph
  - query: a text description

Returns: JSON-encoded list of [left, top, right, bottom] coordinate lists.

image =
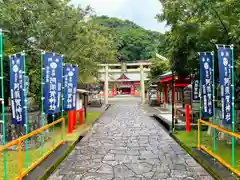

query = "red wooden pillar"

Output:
[[114, 85, 117, 96], [131, 86, 134, 96], [164, 84, 167, 104], [68, 111, 74, 133], [112, 85, 116, 96], [185, 104, 191, 132], [73, 110, 77, 129], [157, 90, 161, 105], [79, 108, 83, 125], [173, 84, 176, 119]]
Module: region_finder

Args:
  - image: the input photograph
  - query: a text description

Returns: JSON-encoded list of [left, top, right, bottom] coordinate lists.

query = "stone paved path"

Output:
[[48, 104, 214, 180]]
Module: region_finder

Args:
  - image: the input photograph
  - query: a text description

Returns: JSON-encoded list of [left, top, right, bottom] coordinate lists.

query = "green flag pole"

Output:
[[0, 29, 7, 180], [52, 114, 55, 146], [40, 51, 45, 156], [190, 73, 193, 123], [199, 52, 202, 147], [211, 51, 216, 154], [51, 53, 56, 147], [199, 59, 203, 120], [231, 45, 235, 169], [61, 61, 64, 118], [22, 51, 29, 168], [61, 61, 64, 141]]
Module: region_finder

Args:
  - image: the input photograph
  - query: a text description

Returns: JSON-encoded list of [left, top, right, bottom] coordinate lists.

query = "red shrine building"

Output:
[[152, 72, 191, 105], [98, 61, 151, 97]]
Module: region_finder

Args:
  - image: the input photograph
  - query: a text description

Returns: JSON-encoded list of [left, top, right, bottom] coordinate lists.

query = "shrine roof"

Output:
[[149, 71, 190, 85], [159, 72, 172, 78], [77, 89, 89, 94], [149, 72, 173, 84], [117, 73, 130, 80]]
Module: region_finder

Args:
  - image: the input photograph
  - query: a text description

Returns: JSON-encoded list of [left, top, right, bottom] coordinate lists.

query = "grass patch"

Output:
[[85, 112, 102, 125], [0, 111, 102, 180], [174, 130, 240, 172], [64, 111, 101, 142]]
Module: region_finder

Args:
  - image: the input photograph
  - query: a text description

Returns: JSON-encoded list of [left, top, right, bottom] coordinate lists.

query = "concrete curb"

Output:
[[39, 136, 84, 180]]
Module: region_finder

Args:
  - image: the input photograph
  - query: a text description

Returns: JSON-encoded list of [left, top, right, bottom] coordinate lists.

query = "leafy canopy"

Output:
[[0, 0, 116, 104], [92, 16, 165, 62], [156, 0, 240, 76]]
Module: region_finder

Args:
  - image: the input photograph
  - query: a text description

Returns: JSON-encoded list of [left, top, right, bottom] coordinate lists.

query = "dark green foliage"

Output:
[[149, 58, 170, 79], [0, 0, 116, 105], [156, 0, 240, 76], [92, 16, 164, 62]]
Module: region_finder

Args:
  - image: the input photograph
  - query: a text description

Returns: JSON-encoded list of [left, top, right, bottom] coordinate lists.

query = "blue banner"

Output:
[[43, 53, 62, 114], [10, 55, 25, 124], [200, 52, 213, 117], [63, 66, 78, 110], [218, 47, 232, 124]]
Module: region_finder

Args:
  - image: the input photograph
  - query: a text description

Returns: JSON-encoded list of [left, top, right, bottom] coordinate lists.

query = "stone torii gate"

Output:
[[98, 61, 151, 104]]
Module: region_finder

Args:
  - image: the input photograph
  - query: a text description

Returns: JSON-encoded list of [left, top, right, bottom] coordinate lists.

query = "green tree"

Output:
[[149, 58, 170, 79], [0, 0, 116, 105], [156, 0, 240, 76], [92, 16, 164, 61]]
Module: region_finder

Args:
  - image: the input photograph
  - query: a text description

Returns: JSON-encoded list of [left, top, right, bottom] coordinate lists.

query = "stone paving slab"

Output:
[[48, 104, 214, 180]]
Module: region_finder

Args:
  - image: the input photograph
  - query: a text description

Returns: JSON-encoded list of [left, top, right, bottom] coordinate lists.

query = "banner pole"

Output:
[[40, 51, 45, 156], [61, 62, 64, 141], [22, 51, 29, 168], [231, 45, 235, 168], [52, 114, 55, 146], [212, 51, 216, 154], [200, 70, 202, 118], [199, 53, 202, 147], [190, 73, 193, 123], [0, 29, 7, 180], [171, 70, 175, 132], [61, 62, 64, 118]]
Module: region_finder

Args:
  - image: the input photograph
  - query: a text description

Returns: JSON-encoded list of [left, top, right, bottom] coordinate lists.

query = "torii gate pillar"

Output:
[[140, 64, 145, 104], [104, 65, 109, 104]]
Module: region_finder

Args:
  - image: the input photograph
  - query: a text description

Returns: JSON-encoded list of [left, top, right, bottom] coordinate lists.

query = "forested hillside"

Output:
[[92, 16, 165, 62], [0, 0, 168, 103]]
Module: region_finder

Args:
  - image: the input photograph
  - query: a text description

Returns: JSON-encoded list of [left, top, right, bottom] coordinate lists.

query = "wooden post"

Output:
[[140, 64, 145, 104], [164, 84, 167, 105], [79, 108, 83, 125], [104, 65, 109, 104], [157, 90, 161, 105], [186, 104, 191, 132], [68, 111, 73, 133], [73, 111, 76, 130]]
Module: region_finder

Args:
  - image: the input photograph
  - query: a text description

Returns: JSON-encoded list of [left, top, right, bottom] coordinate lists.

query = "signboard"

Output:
[[10, 55, 25, 124], [200, 52, 213, 117], [192, 79, 200, 100], [118, 82, 140, 86], [183, 86, 191, 105], [150, 89, 157, 100], [63, 66, 78, 110], [218, 47, 232, 124], [43, 53, 62, 114]]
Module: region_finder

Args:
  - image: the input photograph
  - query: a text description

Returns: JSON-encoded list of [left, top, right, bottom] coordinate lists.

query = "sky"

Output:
[[70, 0, 168, 33]]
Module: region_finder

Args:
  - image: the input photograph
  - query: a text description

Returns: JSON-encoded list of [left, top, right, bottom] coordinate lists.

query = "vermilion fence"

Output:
[[0, 118, 65, 180], [198, 119, 240, 176]]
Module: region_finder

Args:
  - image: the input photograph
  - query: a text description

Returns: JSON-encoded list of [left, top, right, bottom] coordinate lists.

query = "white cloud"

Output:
[[70, 0, 168, 33], [71, 0, 126, 15]]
